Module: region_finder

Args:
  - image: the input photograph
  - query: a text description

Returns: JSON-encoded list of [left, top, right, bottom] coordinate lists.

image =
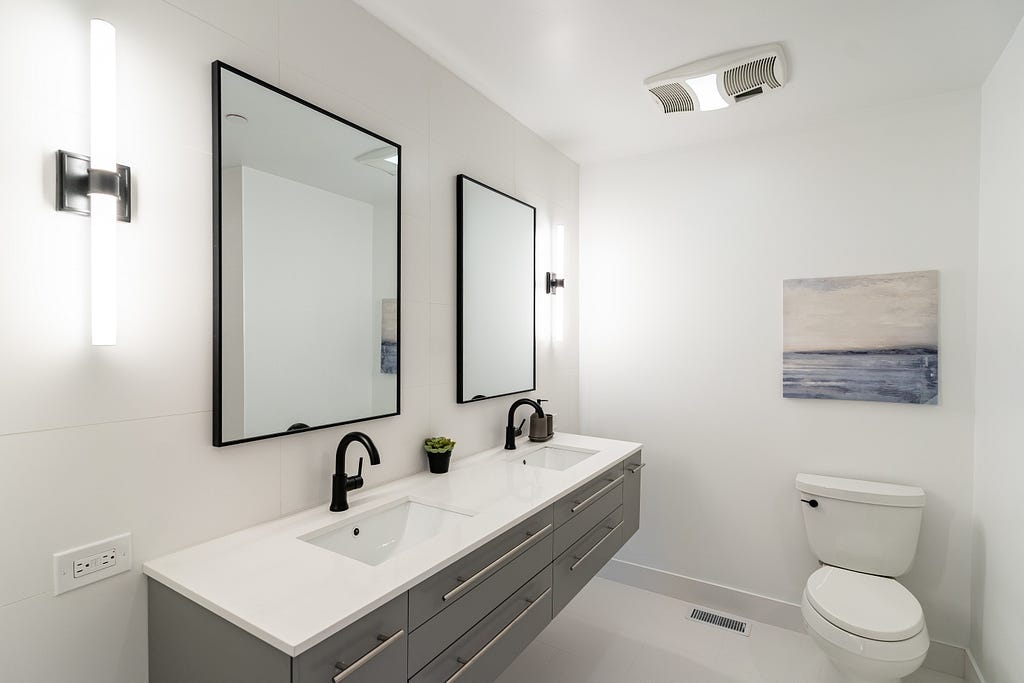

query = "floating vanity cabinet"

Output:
[[623, 451, 644, 540], [146, 444, 644, 683], [148, 581, 407, 683]]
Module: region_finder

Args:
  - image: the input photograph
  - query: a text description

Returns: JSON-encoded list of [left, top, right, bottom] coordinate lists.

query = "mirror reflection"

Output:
[[457, 175, 536, 403], [214, 63, 399, 446]]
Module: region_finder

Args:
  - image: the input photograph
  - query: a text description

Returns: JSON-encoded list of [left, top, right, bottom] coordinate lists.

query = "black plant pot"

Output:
[[426, 450, 452, 474]]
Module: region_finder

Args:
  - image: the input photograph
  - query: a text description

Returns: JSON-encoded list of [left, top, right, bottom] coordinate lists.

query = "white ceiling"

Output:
[[353, 0, 1024, 163]]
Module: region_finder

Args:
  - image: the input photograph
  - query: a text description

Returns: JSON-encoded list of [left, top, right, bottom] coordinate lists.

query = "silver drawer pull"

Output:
[[333, 629, 405, 682], [570, 520, 624, 572], [626, 463, 645, 474], [569, 475, 625, 514], [445, 587, 551, 683], [442, 523, 553, 603]]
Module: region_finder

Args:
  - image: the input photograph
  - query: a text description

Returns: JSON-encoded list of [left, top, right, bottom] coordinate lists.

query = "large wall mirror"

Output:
[[457, 175, 536, 403], [213, 62, 400, 446]]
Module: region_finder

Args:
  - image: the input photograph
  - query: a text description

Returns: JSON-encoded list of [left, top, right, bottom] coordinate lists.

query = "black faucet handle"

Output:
[[516, 418, 526, 437], [356, 456, 364, 477]]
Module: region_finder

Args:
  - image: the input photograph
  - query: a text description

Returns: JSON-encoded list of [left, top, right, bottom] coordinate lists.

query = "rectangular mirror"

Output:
[[213, 62, 400, 446], [457, 175, 536, 403]]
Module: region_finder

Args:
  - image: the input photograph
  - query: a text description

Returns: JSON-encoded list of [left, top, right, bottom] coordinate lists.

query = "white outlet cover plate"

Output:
[[53, 532, 132, 595]]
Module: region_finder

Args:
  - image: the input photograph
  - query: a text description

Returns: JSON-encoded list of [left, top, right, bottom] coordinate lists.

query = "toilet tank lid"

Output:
[[796, 474, 925, 507]]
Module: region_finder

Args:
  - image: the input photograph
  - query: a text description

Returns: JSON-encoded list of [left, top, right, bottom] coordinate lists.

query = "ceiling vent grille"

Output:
[[643, 43, 787, 113], [649, 83, 695, 113], [723, 56, 782, 97]]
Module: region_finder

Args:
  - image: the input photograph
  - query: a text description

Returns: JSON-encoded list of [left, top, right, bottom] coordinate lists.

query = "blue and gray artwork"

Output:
[[380, 298, 398, 375], [783, 271, 939, 405]]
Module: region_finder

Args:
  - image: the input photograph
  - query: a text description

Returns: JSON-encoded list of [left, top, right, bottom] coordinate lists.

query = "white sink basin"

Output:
[[301, 498, 474, 566], [508, 446, 598, 471]]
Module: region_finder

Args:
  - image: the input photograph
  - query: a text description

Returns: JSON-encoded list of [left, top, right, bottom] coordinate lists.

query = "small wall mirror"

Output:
[[213, 62, 400, 446], [457, 175, 536, 403]]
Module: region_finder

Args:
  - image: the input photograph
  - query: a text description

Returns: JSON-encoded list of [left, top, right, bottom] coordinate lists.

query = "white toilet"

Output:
[[796, 473, 930, 683]]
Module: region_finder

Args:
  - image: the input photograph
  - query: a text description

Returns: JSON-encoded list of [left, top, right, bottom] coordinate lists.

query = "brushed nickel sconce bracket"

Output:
[[545, 271, 565, 294], [56, 150, 132, 222]]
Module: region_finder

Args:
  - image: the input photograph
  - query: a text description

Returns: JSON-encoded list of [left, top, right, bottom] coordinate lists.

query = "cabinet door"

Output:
[[552, 506, 624, 616], [409, 508, 553, 629], [293, 594, 407, 683], [411, 568, 552, 683], [552, 463, 625, 528], [622, 451, 643, 541]]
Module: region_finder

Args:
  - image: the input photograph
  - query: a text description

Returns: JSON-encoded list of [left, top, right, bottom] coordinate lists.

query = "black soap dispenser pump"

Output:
[[528, 399, 554, 442]]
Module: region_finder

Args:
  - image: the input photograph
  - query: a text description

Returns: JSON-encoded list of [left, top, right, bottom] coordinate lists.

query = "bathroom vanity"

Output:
[[145, 435, 643, 682]]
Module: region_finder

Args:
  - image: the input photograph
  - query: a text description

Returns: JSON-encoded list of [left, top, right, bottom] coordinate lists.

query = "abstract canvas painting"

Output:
[[783, 270, 939, 404], [380, 298, 397, 375]]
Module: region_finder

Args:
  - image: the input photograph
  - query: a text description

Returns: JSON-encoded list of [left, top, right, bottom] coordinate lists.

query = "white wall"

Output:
[[971, 16, 1024, 682], [580, 92, 980, 646], [0, 0, 579, 680]]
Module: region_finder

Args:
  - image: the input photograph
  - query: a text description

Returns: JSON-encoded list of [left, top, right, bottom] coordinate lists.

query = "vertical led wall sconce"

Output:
[[56, 18, 131, 345], [547, 224, 566, 343]]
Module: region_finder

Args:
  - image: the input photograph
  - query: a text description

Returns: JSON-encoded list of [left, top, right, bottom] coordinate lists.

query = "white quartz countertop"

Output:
[[143, 433, 642, 656]]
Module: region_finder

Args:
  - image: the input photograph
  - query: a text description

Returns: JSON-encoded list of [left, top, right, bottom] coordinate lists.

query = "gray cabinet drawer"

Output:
[[409, 528, 552, 675], [553, 474, 622, 557], [623, 452, 643, 541], [552, 506, 624, 616], [293, 594, 407, 683], [552, 463, 624, 528], [410, 568, 552, 683], [409, 507, 553, 630]]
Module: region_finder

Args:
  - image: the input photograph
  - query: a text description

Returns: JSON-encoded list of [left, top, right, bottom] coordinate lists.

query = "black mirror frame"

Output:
[[211, 61, 402, 446], [455, 174, 537, 404]]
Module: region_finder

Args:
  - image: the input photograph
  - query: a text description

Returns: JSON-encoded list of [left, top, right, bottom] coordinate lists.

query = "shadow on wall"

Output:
[[970, 523, 985, 664]]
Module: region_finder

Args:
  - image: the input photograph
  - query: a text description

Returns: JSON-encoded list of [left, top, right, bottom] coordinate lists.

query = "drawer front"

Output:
[[410, 567, 552, 683], [552, 463, 624, 528], [552, 506, 624, 616], [622, 452, 643, 541], [409, 507, 553, 630], [408, 530, 552, 675], [552, 475, 622, 558], [293, 594, 407, 683]]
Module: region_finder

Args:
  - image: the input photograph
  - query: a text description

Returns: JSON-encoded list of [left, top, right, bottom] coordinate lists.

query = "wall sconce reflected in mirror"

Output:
[[547, 224, 566, 343], [56, 18, 132, 346]]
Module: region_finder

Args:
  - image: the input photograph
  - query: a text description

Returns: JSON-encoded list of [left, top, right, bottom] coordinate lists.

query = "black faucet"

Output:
[[330, 432, 381, 512], [505, 398, 545, 450]]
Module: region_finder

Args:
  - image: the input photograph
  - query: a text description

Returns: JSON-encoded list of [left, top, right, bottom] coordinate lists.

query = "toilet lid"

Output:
[[805, 566, 924, 642]]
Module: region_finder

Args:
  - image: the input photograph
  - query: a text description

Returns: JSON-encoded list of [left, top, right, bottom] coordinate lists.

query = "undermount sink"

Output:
[[301, 498, 474, 566], [508, 446, 598, 471]]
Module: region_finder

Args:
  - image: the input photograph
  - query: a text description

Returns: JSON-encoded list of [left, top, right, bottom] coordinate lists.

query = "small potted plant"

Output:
[[423, 436, 456, 474]]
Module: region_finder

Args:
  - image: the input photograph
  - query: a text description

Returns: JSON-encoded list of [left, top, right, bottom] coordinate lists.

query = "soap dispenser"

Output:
[[528, 400, 554, 442]]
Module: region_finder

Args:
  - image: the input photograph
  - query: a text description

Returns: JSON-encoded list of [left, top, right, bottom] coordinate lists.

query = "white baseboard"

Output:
[[965, 649, 986, 683], [597, 558, 805, 632], [598, 557, 968, 679]]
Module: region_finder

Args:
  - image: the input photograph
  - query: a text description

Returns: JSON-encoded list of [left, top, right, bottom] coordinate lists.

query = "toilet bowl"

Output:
[[802, 566, 929, 683], [795, 474, 930, 683]]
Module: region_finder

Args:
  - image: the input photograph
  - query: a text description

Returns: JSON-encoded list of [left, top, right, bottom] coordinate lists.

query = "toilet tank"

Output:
[[796, 473, 925, 577]]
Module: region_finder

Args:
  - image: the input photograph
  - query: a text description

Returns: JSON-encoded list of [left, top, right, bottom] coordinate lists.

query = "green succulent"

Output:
[[423, 436, 456, 453]]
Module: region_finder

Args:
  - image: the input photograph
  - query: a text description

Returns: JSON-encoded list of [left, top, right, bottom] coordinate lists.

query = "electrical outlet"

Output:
[[53, 533, 131, 595]]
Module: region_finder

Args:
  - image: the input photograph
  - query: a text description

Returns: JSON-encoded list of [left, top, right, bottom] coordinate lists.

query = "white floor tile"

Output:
[[496, 578, 964, 683]]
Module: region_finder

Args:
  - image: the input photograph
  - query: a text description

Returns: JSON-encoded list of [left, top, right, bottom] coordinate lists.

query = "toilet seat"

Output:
[[802, 590, 930, 666], [805, 566, 924, 641]]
